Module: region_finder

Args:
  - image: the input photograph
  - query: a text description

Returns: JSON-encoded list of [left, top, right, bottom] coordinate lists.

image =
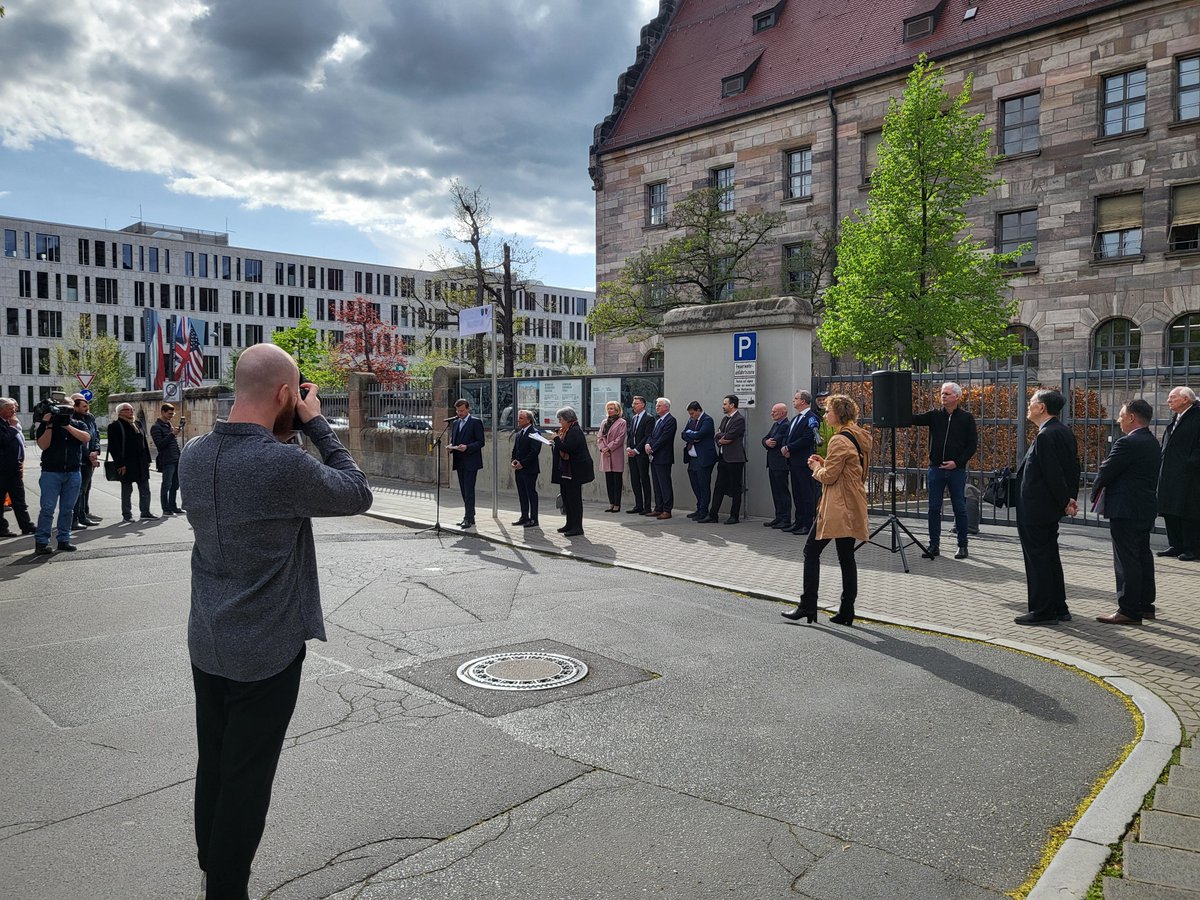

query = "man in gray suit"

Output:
[[702, 394, 747, 524]]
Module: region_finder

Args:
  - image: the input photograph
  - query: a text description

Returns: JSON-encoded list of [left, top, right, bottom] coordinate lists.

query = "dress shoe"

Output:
[[723, 516, 739, 524], [657, 512, 672, 520], [626, 508, 643, 515], [512, 518, 529, 526], [1058, 613, 1073, 622], [686, 512, 700, 519], [1096, 611, 1141, 625], [954, 547, 968, 560], [461, 521, 475, 529], [74, 519, 89, 529], [562, 528, 584, 537], [781, 606, 817, 623], [34, 544, 54, 555], [523, 520, 539, 528], [556, 525, 570, 533], [829, 612, 854, 626], [771, 521, 792, 529], [1179, 552, 1197, 561], [763, 519, 781, 528], [140, 513, 159, 520], [644, 510, 659, 517], [1156, 547, 1181, 557], [785, 524, 810, 535], [122, 515, 133, 523], [85, 517, 102, 525], [57, 542, 78, 552], [1144, 609, 1156, 620], [1014, 612, 1058, 626], [0, 529, 11, 538], [921, 547, 939, 559], [700, 516, 718, 523], [21, 525, 37, 535]]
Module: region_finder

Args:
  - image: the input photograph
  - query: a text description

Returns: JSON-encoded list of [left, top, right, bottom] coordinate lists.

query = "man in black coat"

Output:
[[704, 395, 748, 524], [510, 408, 541, 528], [761, 403, 792, 529], [448, 398, 485, 528], [911, 382, 978, 559], [644, 397, 676, 518], [1156, 386, 1200, 561], [781, 390, 820, 534], [1092, 399, 1161, 624], [625, 395, 654, 515], [1014, 389, 1080, 626]]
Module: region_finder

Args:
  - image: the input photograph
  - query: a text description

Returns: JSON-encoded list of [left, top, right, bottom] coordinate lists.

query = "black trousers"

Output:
[[800, 531, 858, 616], [74, 462, 95, 521], [516, 469, 538, 521], [604, 471, 623, 507], [1163, 514, 1200, 555], [1017, 516, 1068, 619], [559, 480, 583, 531], [710, 460, 744, 518], [628, 454, 651, 511], [1111, 518, 1156, 618], [650, 463, 673, 512], [0, 469, 32, 530], [192, 647, 305, 900], [768, 469, 792, 522], [789, 465, 816, 529], [456, 467, 478, 521]]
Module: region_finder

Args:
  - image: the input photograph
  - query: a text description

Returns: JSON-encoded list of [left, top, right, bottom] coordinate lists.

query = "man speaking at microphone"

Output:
[[447, 398, 485, 528]]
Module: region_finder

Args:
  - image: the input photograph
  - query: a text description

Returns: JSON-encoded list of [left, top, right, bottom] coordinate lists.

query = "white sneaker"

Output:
[[196, 871, 206, 900]]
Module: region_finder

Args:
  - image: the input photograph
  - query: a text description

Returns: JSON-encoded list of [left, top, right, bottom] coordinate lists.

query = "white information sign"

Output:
[[537, 379, 583, 426], [458, 304, 493, 336], [733, 359, 757, 408], [589, 377, 622, 428]]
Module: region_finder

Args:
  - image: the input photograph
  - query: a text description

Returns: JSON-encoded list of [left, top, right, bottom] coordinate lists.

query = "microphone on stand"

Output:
[[443, 416, 458, 423]]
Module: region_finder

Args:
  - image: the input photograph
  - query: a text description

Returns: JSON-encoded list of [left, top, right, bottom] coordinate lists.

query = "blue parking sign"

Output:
[[733, 332, 757, 361]]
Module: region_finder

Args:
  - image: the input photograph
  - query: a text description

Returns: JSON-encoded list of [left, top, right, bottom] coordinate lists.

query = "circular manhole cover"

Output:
[[456, 651, 589, 692]]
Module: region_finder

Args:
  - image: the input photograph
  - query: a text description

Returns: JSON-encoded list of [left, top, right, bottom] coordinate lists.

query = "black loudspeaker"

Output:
[[871, 370, 913, 427]]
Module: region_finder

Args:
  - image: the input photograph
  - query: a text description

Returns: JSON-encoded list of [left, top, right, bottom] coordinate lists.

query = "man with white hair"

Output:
[[912, 382, 978, 560], [181, 343, 372, 900], [645, 397, 677, 518], [1157, 386, 1200, 561]]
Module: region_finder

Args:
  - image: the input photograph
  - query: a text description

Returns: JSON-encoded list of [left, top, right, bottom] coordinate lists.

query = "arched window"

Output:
[[643, 348, 664, 371], [1092, 318, 1141, 369], [990, 324, 1039, 370], [1167, 312, 1200, 367]]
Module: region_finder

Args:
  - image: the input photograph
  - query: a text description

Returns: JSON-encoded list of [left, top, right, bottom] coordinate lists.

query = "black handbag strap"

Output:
[[837, 430, 867, 481]]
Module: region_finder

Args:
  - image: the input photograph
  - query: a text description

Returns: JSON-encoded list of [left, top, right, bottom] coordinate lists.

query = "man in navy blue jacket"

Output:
[[449, 398, 485, 528], [644, 397, 677, 519], [510, 408, 541, 527], [681, 401, 717, 520], [761, 403, 792, 529], [781, 390, 820, 534], [1092, 399, 1161, 624]]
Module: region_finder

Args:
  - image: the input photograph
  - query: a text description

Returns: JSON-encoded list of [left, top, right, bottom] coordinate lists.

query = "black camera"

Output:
[[32, 398, 73, 427], [292, 372, 311, 431]]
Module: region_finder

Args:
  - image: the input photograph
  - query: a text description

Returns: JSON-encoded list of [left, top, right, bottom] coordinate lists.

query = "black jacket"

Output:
[[108, 418, 153, 483], [551, 423, 594, 485], [761, 418, 790, 471], [1157, 406, 1200, 518], [627, 409, 654, 454], [1017, 417, 1080, 523], [911, 407, 978, 470], [150, 417, 181, 466], [1092, 426, 1160, 525], [511, 424, 541, 475], [0, 419, 25, 475]]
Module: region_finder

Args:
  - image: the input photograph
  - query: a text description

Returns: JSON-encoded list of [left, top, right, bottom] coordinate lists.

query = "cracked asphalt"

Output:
[[0, 496, 1135, 899]]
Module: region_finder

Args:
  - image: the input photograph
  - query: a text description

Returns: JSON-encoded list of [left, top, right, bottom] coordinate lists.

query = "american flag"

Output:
[[174, 316, 206, 387]]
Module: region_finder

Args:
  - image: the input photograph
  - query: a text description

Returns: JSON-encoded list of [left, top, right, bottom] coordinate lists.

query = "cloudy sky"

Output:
[[0, 0, 659, 290]]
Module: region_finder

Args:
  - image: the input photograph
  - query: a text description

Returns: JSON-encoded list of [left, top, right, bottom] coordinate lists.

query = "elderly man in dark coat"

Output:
[[1156, 386, 1200, 561]]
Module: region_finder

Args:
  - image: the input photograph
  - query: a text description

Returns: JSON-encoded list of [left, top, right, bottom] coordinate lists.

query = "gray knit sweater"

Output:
[[180, 416, 373, 681]]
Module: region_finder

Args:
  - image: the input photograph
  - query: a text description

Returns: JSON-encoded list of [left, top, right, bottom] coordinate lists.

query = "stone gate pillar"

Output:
[[659, 296, 817, 520]]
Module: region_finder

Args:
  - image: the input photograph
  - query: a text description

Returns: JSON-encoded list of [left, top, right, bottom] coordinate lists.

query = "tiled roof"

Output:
[[594, 0, 1131, 157]]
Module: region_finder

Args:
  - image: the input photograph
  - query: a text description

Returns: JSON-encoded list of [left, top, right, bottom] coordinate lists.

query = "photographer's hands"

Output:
[[295, 383, 321, 424]]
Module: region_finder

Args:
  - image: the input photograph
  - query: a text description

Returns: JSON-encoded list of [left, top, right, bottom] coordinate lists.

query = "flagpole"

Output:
[[490, 304, 498, 520]]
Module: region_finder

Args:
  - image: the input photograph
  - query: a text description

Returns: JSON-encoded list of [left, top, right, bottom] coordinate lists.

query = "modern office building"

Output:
[[589, 0, 1200, 377], [0, 215, 596, 411]]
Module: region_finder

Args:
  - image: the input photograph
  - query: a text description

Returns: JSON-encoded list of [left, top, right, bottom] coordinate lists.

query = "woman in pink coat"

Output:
[[596, 400, 628, 512]]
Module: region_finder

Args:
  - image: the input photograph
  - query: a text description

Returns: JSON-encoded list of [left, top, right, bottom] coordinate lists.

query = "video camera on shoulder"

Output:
[[32, 397, 74, 428]]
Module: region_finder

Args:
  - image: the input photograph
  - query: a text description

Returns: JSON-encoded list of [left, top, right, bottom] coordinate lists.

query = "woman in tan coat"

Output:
[[782, 394, 871, 625]]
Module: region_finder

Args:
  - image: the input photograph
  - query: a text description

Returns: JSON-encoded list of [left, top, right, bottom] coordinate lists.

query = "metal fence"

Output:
[[319, 392, 349, 426], [816, 351, 1200, 532], [364, 380, 434, 432]]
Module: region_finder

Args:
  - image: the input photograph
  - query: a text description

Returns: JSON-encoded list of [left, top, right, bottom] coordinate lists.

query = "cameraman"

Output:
[[34, 400, 90, 554]]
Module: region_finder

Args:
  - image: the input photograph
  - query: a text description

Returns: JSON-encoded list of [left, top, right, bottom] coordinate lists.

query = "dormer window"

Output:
[[904, 13, 936, 40], [752, 0, 786, 34], [721, 52, 762, 99]]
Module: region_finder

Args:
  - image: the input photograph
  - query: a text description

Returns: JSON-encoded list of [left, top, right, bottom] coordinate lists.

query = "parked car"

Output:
[[375, 414, 432, 431]]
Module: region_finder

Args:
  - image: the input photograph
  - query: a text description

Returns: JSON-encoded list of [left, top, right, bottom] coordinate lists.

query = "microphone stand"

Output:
[[418, 420, 454, 535]]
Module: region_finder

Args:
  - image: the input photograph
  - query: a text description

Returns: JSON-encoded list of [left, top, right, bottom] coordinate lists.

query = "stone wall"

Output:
[[108, 385, 232, 452]]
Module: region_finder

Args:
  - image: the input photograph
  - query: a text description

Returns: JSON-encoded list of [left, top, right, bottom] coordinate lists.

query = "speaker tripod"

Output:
[[857, 425, 928, 573]]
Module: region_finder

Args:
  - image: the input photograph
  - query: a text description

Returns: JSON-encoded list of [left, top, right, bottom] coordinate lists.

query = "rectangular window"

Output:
[[124, 316, 135, 342], [36, 233, 61, 262], [717, 256, 735, 300], [6, 309, 18, 335], [79, 313, 92, 338], [267, 294, 276, 317], [203, 356, 220, 381], [232, 290, 242, 314], [998, 208, 1039, 267], [1179, 55, 1200, 122], [222, 322, 232, 346], [1000, 93, 1040, 155], [647, 182, 667, 226], [159, 284, 169, 308], [287, 295, 304, 318], [18, 270, 30, 298], [148, 247, 159, 273], [185, 251, 195, 276], [96, 315, 108, 337], [711, 165, 735, 212], [136, 352, 146, 379], [38, 348, 50, 375], [37, 310, 62, 339], [275, 261, 284, 285], [354, 270, 363, 293], [36, 272, 49, 300], [287, 263, 296, 287], [307, 266, 316, 289], [862, 129, 883, 183], [784, 242, 815, 293], [133, 281, 145, 307], [66, 274, 78, 302], [20, 347, 32, 375], [175, 285, 185, 310], [786, 148, 813, 199], [328, 268, 344, 291], [245, 258, 263, 283], [222, 255, 232, 280], [94, 240, 106, 267], [96, 277, 119, 304], [1168, 183, 1200, 253], [199, 287, 219, 312], [246, 324, 264, 345], [1102, 69, 1147, 136], [1094, 193, 1143, 260], [121, 243, 133, 269], [139, 245, 144, 271], [199, 254, 208, 278], [77, 237, 90, 265], [3, 229, 16, 258], [382, 274, 391, 296]]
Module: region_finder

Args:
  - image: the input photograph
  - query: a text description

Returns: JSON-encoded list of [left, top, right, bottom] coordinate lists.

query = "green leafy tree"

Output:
[[52, 330, 134, 413], [588, 185, 785, 340], [271, 312, 343, 387], [818, 56, 1027, 368]]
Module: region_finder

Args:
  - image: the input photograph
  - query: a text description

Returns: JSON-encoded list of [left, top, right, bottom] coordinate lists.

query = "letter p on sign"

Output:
[[733, 332, 757, 362]]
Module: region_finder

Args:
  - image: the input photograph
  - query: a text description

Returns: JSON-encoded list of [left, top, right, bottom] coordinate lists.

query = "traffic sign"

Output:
[[733, 332, 757, 361], [80, 389, 94, 402], [76, 371, 94, 390], [163, 381, 181, 402]]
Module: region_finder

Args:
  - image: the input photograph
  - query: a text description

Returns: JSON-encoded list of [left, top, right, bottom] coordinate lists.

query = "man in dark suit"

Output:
[[781, 390, 820, 534], [1014, 389, 1080, 626], [681, 401, 717, 520], [1156, 386, 1200, 561], [761, 403, 792, 529], [448, 398, 485, 528], [1092, 399, 1161, 624], [704, 394, 747, 524], [510, 408, 541, 528], [645, 397, 677, 519], [625, 395, 654, 515]]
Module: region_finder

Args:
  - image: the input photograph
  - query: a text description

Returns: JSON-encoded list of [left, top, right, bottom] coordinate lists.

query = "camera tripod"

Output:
[[857, 425, 929, 573]]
